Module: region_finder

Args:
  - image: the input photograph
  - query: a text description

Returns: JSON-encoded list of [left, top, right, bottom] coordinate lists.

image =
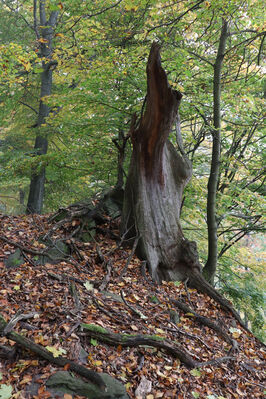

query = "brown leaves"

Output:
[[0, 213, 265, 398]]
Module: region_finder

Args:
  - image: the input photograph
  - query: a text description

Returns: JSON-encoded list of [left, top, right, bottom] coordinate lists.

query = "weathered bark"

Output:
[[26, 1, 58, 214], [121, 43, 196, 282], [203, 20, 228, 283], [120, 43, 248, 330], [0, 313, 105, 389], [82, 323, 197, 368]]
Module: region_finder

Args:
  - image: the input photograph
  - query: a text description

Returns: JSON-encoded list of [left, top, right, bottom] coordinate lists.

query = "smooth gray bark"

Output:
[[26, 1, 59, 214], [203, 20, 228, 283]]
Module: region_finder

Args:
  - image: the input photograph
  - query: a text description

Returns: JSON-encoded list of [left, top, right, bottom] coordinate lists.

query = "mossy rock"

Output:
[[102, 291, 124, 303], [46, 371, 130, 399], [103, 197, 121, 218], [4, 249, 24, 269], [148, 295, 160, 304], [169, 309, 180, 324], [38, 240, 69, 265], [80, 219, 96, 242]]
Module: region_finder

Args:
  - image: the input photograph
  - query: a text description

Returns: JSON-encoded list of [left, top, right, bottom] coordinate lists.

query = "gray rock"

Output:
[[46, 371, 130, 399], [4, 249, 24, 269]]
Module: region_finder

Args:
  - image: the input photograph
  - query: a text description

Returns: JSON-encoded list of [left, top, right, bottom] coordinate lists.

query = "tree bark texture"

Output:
[[203, 20, 228, 283], [121, 43, 198, 282], [26, 1, 58, 214]]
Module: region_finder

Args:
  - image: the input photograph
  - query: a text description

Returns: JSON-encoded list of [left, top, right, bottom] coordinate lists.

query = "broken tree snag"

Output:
[[121, 42, 193, 282]]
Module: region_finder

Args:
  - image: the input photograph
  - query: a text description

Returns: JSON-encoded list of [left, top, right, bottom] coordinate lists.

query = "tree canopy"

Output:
[[0, 0, 265, 337]]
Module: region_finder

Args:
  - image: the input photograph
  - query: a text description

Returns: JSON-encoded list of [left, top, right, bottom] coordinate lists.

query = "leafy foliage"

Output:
[[0, 0, 265, 335]]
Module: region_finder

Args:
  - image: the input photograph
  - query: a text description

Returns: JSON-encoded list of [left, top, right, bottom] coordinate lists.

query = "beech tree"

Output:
[[26, 0, 59, 214]]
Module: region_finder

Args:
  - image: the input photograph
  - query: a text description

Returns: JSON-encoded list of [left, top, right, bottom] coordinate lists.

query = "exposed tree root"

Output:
[[188, 271, 251, 333], [0, 313, 106, 390], [47, 188, 124, 239], [171, 298, 237, 348], [81, 324, 198, 368], [81, 323, 237, 369]]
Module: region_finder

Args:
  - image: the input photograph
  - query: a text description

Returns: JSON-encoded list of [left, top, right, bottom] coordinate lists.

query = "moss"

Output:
[[121, 333, 164, 342], [148, 334, 164, 341], [80, 323, 108, 334], [121, 334, 137, 341]]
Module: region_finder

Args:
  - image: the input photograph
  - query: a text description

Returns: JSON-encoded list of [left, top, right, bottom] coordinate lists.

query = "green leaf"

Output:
[[190, 368, 201, 377], [33, 67, 43, 73], [90, 338, 98, 346], [229, 327, 241, 334], [192, 392, 200, 398], [84, 281, 94, 291], [0, 384, 12, 399], [49, 4, 61, 11]]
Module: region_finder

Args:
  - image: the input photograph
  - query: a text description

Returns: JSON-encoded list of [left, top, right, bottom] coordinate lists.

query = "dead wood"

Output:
[[81, 324, 241, 369], [81, 324, 197, 368], [0, 313, 106, 390], [118, 236, 139, 280], [0, 235, 46, 256], [188, 271, 251, 332], [171, 298, 236, 347]]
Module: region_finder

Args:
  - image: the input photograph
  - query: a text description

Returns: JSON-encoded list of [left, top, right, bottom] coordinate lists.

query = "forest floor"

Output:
[[0, 212, 265, 399]]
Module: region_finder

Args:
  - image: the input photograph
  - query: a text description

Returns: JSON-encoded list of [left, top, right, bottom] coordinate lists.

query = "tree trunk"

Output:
[[203, 20, 228, 283], [121, 43, 200, 282], [26, 1, 58, 214]]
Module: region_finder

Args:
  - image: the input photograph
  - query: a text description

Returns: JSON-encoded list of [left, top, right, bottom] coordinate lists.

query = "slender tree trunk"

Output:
[[112, 129, 128, 190], [203, 20, 228, 283], [26, 1, 58, 214], [121, 43, 201, 282]]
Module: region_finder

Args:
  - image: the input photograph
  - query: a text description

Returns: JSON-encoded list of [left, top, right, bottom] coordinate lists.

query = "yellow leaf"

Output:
[[94, 360, 102, 366], [131, 325, 138, 331], [19, 375, 32, 385], [38, 38, 48, 43], [46, 346, 66, 358]]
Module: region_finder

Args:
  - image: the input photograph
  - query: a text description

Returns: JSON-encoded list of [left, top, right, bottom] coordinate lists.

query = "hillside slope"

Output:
[[0, 213, 265, 398]]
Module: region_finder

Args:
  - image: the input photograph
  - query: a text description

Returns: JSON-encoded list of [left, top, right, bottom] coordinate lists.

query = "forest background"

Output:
[[0, 0, 265, 340]]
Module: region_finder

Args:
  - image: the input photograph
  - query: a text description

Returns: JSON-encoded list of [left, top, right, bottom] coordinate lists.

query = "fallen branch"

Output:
[[0, 235, 45, 256], [120, 290, 147, 321], [197, 356, 236, 367], [3, 310, 39, 335], [119, 236, 139, 280], [99, 260, 112, 291], [0, 313, 105, 390], [0, 235, 67, 264]]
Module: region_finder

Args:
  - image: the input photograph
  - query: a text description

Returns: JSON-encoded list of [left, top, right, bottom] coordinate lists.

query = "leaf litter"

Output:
[[0, 213, 265, 398]]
